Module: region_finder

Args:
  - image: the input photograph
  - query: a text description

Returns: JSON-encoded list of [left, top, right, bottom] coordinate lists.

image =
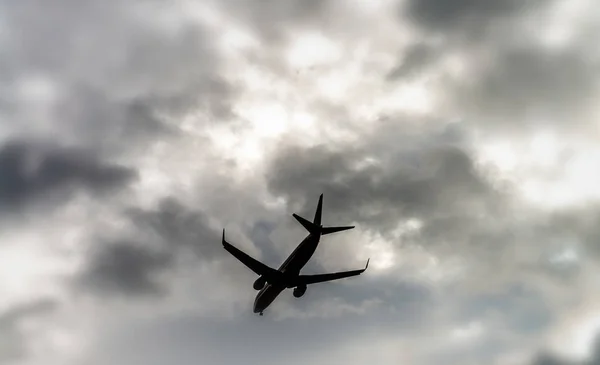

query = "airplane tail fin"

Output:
[[292, 194, 355, 236]]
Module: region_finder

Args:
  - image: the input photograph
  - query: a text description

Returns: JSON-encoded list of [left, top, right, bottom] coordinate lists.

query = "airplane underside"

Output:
[[221, 194, 369, 316]]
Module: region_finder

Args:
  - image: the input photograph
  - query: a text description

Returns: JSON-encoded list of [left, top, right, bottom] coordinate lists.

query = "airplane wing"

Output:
[[296, 259, 369, 285], [221, 229, 280, 278]]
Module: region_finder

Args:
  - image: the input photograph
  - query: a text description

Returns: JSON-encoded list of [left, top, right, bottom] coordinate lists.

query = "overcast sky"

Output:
[[1, 0, 600, 364]]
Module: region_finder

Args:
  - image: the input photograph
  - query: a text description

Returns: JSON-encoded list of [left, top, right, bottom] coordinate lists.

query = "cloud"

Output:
[[76, 197, 223, 297], [214, 0, 336, 43], [266, 122, 499, 232], [78, 239, 173, 297], [0, 139, 136, 211], [387, 43, 439, 81], [260, 101, 600, 363], [126, 197, 222, 259], [391, 0, 599, 137], [531, 336, 600, 364], [87, 279, 435, 365], [401, 0, 542, 39], [454, 44, 599, 131], [0, 0, 234, 156], [0, 299, 57, 362]]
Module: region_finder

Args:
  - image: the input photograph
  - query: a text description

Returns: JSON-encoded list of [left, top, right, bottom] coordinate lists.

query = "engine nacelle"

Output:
[[293, 285, 307, 298], [253, 277, 266, 290]]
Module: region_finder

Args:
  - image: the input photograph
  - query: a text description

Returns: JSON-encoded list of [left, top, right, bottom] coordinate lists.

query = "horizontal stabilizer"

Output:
[[292, 213, 319, 234], [221, 229, 279, 279], [321, 225, 355, 235], [294, 258, 369, 286]]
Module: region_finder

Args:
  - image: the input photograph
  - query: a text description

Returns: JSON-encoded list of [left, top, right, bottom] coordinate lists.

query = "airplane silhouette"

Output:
[[222, 194, 369, 316]]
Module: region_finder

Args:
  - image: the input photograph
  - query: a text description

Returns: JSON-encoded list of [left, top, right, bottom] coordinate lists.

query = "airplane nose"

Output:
[[253, 304, 264, 314], [253, 300, 262, 313], [253, 298, 264, 312]]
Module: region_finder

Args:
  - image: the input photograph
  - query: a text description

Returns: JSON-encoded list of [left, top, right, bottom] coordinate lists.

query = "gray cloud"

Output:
[[401, 0, 542, 39], [0, 0, 234, 156], [89, 276, 436, 365], [263, 115, 600, 362], [78, 239, 173, 297], [531, 336, 600, 365], [216, 0, 335, 44], [47, 85, 174, 155], [0, 139, 136, 211], [126, 197, 222, 259], [392, 0, 599, 136], [456, 45, 600, 131], [73, 189, 440, 335], [387, 43, 439, 81], [77, 197, 222, 297], [0, 0, 239, 361], [455, 283, 552, 334], [0, 299, 57, 362], [266, 127, 499, 233]]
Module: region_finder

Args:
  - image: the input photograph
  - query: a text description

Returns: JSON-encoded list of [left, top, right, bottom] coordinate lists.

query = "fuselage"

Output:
[[253, 233, 320, 314]]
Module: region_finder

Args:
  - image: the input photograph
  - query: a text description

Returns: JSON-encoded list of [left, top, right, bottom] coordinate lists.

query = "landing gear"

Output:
[[259, 312, 263, 316]]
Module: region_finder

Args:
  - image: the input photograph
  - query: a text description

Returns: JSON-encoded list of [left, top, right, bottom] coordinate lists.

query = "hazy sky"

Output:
[[1, 0, 600, 364]]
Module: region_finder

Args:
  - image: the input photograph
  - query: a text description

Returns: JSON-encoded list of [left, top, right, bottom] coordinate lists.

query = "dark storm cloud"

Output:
[[387, 43, 439, 81], [126, 197, 222, 259], [217, 0, 335, 44], [0, 139, 136, 210], [457, 45, 599, 129], [267, 135, 497, 233], [0, 299, 57, 362], [401, 0, 540, 38], [78, 197, 223, 297], [79, 239, 173, 297]]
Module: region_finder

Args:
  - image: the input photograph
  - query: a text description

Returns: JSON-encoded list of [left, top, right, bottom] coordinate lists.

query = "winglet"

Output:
[[365, 258, 370, 271], [222, 228, 225, 244]]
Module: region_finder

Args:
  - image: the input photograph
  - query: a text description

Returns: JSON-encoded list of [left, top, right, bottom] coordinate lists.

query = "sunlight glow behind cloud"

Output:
[[286, 32, 342, 69]]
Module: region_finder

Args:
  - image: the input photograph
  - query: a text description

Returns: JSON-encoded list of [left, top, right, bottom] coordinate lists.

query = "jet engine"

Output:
[[293, 285, 307, 298], [253, 277, 266, 290]]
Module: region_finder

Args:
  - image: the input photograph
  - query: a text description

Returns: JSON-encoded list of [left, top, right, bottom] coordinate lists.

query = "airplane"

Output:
[[221, 194, 369, 316]]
